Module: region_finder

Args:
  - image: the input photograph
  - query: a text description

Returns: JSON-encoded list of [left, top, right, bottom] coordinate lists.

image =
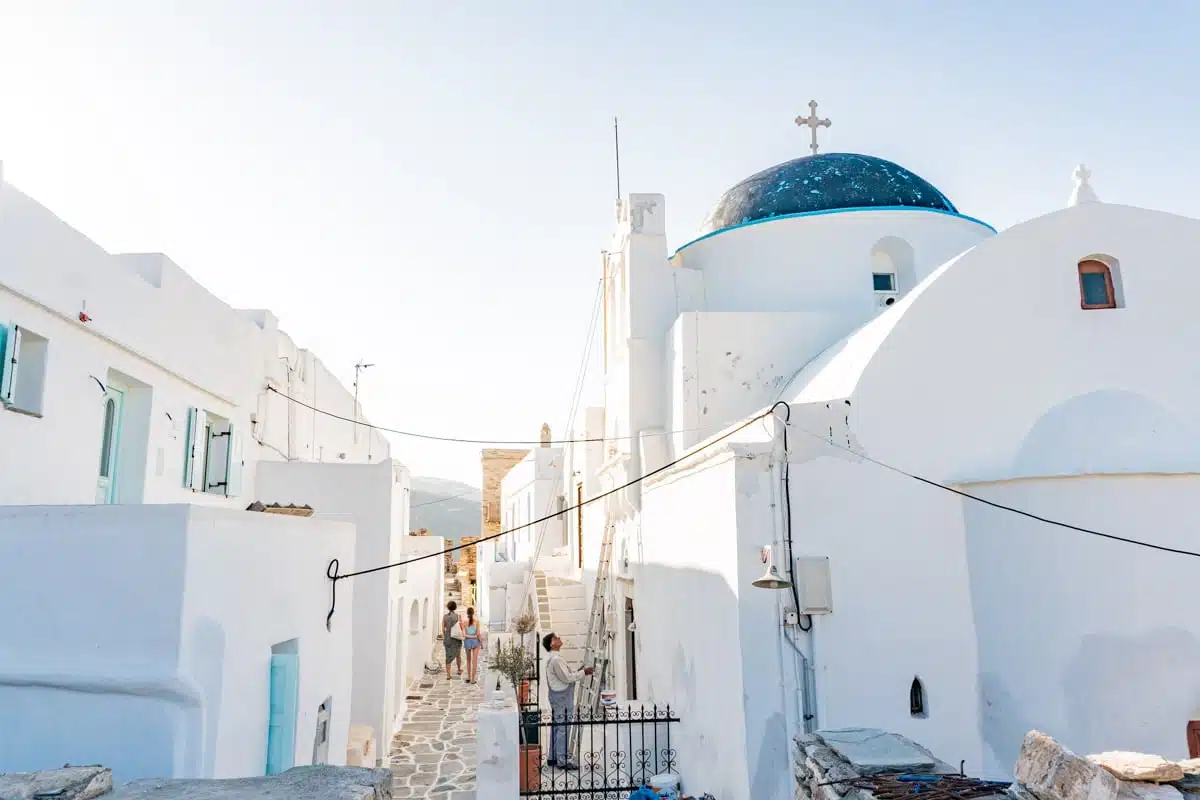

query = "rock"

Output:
[[805, 745, 850, 775], [1173, 761, 1200, 793], [806, 757, 859, 793], [796, 733, 826, 748], [109, 766, 392, 800], [1014, 731, 1119, 800], [1007, 784, 1041, 800], [817, 728, 944, 776], [0, 766, 112, 800], [1118, 783, 1184, 800], [1089, 753, 1185, 783]]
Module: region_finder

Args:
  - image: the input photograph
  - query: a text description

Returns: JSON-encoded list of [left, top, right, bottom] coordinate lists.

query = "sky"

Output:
[[1, 1, 1197, 485]]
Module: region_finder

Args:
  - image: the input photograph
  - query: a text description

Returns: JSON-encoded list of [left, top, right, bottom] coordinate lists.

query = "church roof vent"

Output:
[[1068, 164, 1100, 207]]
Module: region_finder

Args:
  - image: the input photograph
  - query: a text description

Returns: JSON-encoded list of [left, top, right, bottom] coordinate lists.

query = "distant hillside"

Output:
[[409, 476, 481, 555]]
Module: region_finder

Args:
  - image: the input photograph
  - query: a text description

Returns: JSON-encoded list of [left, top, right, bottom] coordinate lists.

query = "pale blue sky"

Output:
[[0, 1, 1196, 484]]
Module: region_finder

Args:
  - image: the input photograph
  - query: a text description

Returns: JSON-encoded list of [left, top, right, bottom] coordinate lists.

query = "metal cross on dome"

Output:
[[794, 100, 832, 155]]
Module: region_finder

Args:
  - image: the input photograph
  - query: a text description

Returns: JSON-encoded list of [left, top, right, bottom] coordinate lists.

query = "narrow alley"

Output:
[[390, 575, 483, 800]]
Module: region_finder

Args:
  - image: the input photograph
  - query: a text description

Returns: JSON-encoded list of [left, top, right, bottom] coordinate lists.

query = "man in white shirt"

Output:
[[542, 632, 593, 770]]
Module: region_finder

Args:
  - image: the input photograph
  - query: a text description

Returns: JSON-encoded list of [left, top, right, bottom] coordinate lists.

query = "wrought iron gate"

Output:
[[518, 704, 680, 798]]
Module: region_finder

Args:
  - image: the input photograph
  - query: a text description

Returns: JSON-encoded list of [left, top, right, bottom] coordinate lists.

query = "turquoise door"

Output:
[[266, 653, 300, 775], [95, 386, 124, 504]]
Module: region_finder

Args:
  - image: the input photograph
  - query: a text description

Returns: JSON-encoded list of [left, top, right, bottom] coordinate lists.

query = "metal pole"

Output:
[[614, 116, 621, 199]]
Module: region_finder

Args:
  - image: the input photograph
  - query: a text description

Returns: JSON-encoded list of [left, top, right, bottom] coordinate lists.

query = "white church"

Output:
[[0, 165, 443, 782], [483, 110, 1200, 800]]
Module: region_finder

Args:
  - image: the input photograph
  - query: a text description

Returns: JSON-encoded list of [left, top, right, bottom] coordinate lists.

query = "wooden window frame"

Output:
[[1078, 260, 1117, 310]]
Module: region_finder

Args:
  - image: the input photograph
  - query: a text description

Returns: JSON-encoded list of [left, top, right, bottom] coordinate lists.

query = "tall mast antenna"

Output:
[[614, 116, 622, 200]]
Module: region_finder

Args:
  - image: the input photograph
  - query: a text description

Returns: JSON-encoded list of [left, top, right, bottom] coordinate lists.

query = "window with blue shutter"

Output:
[[0, 323, 16, 405], [265, 652, 300, 775], [183, 408, 200, 489], [224, 428, 244, 498]]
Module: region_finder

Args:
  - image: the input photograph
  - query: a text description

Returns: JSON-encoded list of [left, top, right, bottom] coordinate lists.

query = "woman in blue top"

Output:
[[463, 606, 483, 684]]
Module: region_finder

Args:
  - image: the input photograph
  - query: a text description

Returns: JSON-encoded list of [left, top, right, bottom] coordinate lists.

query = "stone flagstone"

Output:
[[389, 639, 482, 800]]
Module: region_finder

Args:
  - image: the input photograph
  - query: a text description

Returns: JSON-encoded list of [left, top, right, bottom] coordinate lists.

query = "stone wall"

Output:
[[794, 728, 1200, 800], [1014, 731, 1200, 800], [794, 728, 960, 800], [479, 448, 528, 543], [0, 766, 392, 800]]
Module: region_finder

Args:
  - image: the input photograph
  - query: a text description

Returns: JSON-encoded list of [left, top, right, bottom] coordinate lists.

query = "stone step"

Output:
[[552, 622, 587, 639], [546, 585, 584, 599]]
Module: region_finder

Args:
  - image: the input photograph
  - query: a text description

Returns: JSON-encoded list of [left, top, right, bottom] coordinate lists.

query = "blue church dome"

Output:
[[700, 153, 958, 234]]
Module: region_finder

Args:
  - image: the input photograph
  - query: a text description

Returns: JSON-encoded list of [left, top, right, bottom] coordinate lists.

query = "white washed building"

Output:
[[494, 149, 1200, 800], [0, 170, 437, 781]]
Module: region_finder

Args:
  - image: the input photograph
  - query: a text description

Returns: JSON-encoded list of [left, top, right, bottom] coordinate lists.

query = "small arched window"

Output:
[[910, 677, 927, 718], [1078, 259, 1117, 309]]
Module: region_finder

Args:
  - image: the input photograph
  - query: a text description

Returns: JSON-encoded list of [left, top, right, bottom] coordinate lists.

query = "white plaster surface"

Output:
[[475, 703, 517, 800], [0, 179, 388, 509], [256, 460, 440, 750], [0, 504, 356, 783]]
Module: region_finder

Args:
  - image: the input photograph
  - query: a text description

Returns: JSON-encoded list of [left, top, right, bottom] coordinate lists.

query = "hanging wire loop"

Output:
[[326, 558, 341, 631]]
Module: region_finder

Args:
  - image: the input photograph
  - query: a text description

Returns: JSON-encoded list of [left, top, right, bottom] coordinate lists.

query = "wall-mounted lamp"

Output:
[[752, 545, 791, 590]]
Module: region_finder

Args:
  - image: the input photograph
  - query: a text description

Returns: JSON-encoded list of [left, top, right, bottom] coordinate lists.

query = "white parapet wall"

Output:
[[476, 700, 520, 800], [0, 504, 357, 784]]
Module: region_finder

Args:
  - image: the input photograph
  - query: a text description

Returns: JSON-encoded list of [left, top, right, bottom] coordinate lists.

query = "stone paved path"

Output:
[[389, 648, 483, 800], [390, 570, 484, 800]]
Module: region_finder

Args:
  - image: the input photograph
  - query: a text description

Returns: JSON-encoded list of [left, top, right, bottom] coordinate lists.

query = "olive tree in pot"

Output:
[[512, 610, 538, 704], [490, 638, 540, 791]]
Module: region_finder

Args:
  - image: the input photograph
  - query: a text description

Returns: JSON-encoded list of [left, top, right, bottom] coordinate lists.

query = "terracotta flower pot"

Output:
[[519, 744, 542, 792], [518, 679, 530, 705]]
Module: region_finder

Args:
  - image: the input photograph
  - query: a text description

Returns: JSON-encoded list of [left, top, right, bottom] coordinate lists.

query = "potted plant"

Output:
[[490, 639, 540, 791], [512, 610, 538, 704]]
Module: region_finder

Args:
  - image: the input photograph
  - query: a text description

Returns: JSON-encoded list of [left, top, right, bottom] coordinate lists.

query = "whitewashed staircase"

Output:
[[533, 570, 588, 667]]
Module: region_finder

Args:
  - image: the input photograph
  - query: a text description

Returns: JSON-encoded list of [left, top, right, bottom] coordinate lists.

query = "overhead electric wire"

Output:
[[265, 385, 705, 446], [514, 277, 604, 617], [323, 406, 773, 629], [772, 407, 1200, 561], [410, 489, 480, 509]]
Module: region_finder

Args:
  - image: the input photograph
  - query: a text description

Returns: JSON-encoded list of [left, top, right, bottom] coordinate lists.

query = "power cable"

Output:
[[323, 407, 773, 629], [410, 488, 480, 510], [514, 277, 603, 620], [774, 405, 1200, 561], [770, 402, 811, 631], [265, 385, 704, 446]]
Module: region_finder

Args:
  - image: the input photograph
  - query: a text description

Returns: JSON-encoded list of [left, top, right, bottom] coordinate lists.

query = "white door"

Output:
[[95, 386, 124, 504]]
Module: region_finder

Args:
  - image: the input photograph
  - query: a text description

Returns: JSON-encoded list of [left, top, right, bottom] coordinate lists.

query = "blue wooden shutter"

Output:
[[266, 653, 300, 775], [225, 427, 244, 498], [182, 408, 198, 489], [0, 324, 19, 405]]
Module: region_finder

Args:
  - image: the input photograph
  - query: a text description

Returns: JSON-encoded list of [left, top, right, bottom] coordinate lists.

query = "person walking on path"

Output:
[[462, 606, 484, 684], [443, 601, 464, 680], [542, 632, 592, 770]]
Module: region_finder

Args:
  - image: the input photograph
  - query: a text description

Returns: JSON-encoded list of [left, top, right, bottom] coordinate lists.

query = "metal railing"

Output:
[[519, 704, 680, 798]]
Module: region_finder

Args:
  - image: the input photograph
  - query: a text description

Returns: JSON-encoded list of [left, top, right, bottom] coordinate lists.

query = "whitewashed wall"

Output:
[[666, 311, 847, 456], [0, 504, 355, 783], [500, 448, 567, 569], [782, 444, 984, 775], [672, 208, 991, 314], [402, 534, 448, 695], [964, 475, 1200, 775], [777, 201, 1200, 778], [255, 460, 402, 744], [638, 451, 751, 800], [0, 179, 387, 509]]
